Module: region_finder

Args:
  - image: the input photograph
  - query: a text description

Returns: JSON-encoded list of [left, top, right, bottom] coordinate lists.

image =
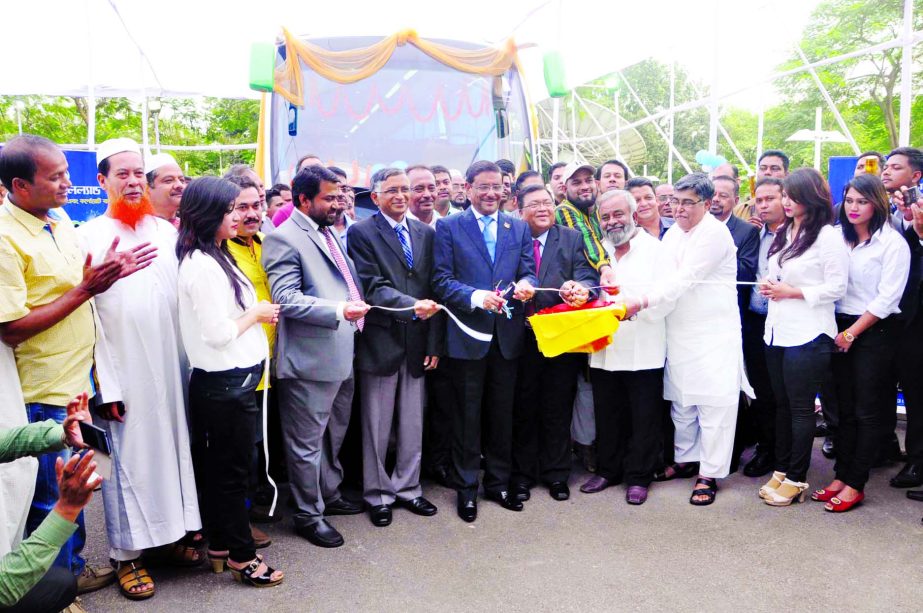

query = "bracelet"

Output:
[[842, 330, 856, 343]]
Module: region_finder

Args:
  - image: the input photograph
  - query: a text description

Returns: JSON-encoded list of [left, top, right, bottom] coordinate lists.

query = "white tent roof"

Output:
[[1, 0, 819, 105]]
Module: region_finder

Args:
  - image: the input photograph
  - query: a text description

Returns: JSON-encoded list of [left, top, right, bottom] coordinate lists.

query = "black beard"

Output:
[[570, 196, 596, 212]]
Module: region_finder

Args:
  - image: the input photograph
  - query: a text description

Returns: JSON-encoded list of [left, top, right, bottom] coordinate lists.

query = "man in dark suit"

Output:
[[262, 166, 370, 549], [346, 167, 443, 527], [711, 174, 761, 474], [511, 185, 598, 503], [432, 160, 537, 522], [883, 147, 923, 489]]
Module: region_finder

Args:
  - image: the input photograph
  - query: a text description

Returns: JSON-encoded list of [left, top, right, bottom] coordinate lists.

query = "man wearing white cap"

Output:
[[145, 153, 185, 229], [76, 138, 201, 601]]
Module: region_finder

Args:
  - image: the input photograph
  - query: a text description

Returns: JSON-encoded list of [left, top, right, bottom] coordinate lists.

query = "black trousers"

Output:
[[511, 332, 582, 485], [834, 316, 899, 490], [0, 566, 76, 613], [742, 310, 776, 454], [591, 367, 665, 487], [189, 363, 261, 563], [766, 335, 833, 483], [449, 340, 518, 494], [894, 310, 923, 463], [424, 366, 456, 473]]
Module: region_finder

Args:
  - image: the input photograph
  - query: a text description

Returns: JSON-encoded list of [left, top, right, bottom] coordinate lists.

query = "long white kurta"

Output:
[[648, 213, 754, 407], [77, 215, 200, 552], [0, 344, 35, 557]]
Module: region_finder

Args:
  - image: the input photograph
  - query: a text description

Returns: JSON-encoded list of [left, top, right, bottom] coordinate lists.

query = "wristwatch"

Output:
[[842, 330, 856, 343]]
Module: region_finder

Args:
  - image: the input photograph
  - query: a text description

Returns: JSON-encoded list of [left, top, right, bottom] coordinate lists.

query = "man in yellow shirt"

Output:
[[0, 135, 152, 594]]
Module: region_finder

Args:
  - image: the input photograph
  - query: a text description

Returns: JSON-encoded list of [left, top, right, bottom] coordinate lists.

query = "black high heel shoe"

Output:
[[228, 554, 284, 588]]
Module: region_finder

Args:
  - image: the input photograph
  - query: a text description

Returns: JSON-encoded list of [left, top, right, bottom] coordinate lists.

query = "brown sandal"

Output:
[[166, 542, 205, 567], [116, 561, 155, 600]]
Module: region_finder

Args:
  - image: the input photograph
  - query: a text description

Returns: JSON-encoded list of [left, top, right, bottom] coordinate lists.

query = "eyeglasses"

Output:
[[522, 199, 554, 209], [656, 195, 672, 203], [382, 187, 411, 196], [473, 184, 504, 194], [668, 198, 703, 208]]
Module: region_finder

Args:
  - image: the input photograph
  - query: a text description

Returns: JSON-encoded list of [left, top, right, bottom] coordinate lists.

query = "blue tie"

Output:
[[395, 224, 413, 268], [481, 216, 495, 262]]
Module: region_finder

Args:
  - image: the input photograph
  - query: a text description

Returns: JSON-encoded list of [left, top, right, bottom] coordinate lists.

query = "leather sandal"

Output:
[[228, 554, 284, 588], [115, 560, 155, 600], [654, 462, 699, 482], [165, 542, 205, 567], [689, 477, 718, 506]]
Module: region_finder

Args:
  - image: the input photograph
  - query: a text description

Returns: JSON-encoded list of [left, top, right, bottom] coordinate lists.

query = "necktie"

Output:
[[395, 224, 413, 268], [321, 227, 364, 331], [481, 216, 495, 262], [526, 239, 542, 317]]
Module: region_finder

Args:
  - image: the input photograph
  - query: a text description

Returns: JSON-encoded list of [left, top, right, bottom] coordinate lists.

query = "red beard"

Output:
[[109, 191, 155, 229]]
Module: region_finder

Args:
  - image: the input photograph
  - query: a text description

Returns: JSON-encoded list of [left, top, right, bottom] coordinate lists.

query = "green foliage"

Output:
[[0, 96, 258, 177]]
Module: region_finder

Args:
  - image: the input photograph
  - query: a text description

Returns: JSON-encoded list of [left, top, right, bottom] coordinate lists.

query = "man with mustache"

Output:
[[77, 138, 201, 601], [586, 189, 668, 505], [145, 153, 185, 229], [405, 165, 441, 228], [432, 165, 461, 218]]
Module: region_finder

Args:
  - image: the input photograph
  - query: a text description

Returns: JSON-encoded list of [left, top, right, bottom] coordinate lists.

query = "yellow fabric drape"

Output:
[[254, 92, 267, 182], [274, 28, 518, 107]]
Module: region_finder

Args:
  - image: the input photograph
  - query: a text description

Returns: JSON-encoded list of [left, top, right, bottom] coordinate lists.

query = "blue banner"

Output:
[[63, 150, 107, 224]]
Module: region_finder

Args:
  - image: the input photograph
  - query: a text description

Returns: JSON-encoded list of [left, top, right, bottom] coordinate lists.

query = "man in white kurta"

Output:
[[0, 345, 34, 558], [77, 139, 199, 574], [627, 173, 753, 496]]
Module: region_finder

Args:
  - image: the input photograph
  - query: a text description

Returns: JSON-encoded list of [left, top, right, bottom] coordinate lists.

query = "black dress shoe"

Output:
[[296, 519, 344, 548], [907, 489, 923, 502], [743, 451, 774, 478], [369, 505, 392, 527], [397, 497, 438, 516], [821, 437, 836, 459], [892, 464, 923, 488], [512, 481, 531, 502], [548, 481, 570, 501], [456, 491, 477, 523], [485, 490, 524, 511], [325, 498, 363, 516]]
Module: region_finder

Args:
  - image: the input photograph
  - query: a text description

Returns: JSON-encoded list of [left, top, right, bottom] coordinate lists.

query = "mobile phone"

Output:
[[78, 421, 113, 482], [904, 186, 922, 207], [79, 421, 112, 455]]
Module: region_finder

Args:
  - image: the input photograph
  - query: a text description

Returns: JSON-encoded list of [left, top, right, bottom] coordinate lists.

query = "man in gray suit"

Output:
[[262, 165, 370, 548], [347, 167, 443, 527]]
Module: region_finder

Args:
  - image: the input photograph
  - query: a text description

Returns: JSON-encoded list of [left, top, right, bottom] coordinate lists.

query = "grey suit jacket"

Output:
[[262, 212, 364, 382]]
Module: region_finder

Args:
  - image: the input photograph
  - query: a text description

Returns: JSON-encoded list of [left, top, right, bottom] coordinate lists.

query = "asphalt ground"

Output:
[[80, 434, 923, 612]]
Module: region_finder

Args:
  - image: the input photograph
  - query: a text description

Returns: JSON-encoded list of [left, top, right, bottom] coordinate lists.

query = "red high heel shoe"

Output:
[[811, 487, 843, 502], [824, 491, 865, 513]]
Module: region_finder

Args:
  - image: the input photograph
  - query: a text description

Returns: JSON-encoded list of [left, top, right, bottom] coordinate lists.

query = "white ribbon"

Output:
[[369, 304, 493, 343]]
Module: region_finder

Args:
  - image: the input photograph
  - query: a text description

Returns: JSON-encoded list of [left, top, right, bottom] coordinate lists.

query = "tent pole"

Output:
[[796, 45, 860, 155], [708, 0, 720, 155], [552, 97, 560, 163], [899, 0, 914, 146], [85, 0, 96, 149], [617, 72, 692, 173], [814, 107, 822, 170], [668, 56, 675, 184], [756, 102, 764, 165]]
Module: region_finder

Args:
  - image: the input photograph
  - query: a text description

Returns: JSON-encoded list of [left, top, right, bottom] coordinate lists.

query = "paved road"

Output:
[[80, 440, 923, 612]]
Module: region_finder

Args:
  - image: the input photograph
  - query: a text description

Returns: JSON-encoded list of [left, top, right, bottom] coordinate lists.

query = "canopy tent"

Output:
[[2, 0, 919, 161]]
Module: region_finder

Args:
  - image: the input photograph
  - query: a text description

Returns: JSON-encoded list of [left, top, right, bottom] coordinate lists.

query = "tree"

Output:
[[777, 0, 923, 149]]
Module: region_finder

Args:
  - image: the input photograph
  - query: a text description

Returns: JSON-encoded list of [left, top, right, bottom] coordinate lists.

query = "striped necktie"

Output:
[[321, 227, 364, 331], [395, 224, 413, 268]]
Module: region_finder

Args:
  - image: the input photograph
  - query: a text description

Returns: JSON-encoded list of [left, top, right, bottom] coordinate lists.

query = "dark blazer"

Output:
[[897, 222, 923, 324], [347, 213, 442, 378], [725, 214, 760, 312], [432, 208, 537, 361], [533, 225, 599, 311]]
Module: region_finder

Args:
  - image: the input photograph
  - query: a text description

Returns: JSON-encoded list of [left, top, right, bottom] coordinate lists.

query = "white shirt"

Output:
[[590, 230, 667, 372], [406, 208, 442, 228], [764, 224, 848, 347], [178, 250, 268, 372], [533, 229, 548, 257], [836, 224, 910, 318]]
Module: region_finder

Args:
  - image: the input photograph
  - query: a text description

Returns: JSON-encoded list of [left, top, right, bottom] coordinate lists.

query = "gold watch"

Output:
[[842, 330, 856, 343]]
